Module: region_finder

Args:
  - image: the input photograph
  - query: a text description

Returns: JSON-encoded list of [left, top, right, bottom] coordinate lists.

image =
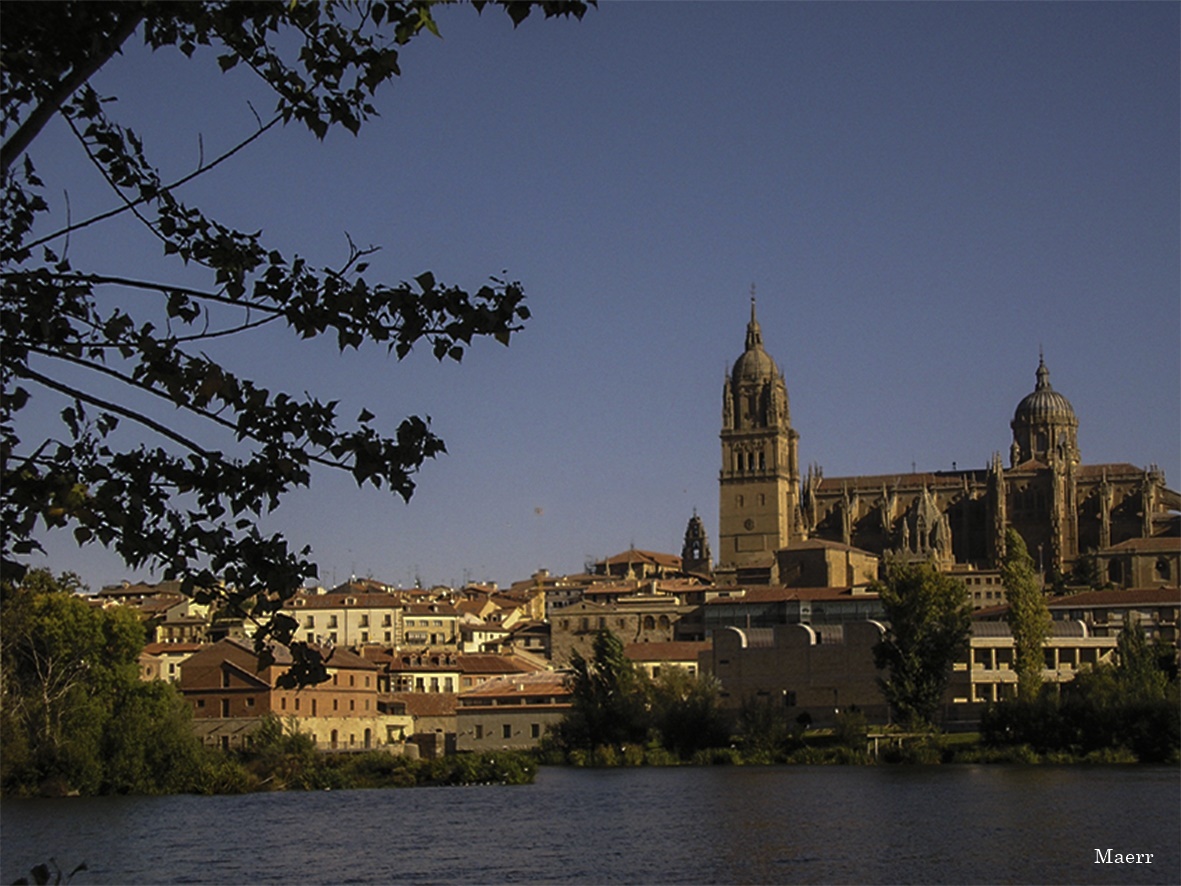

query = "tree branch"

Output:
[[1, 8, 145, 174], [12, 363, 215, 461], [27, 114, 282, 253]]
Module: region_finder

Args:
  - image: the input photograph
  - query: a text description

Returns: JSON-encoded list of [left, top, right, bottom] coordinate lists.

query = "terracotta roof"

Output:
[[458, 671, 571, 701], [623, 641, 711, 663], [403, 602, 460, 617], [600, 549, 683, 569], [387, 692, 456, 717], [1047, 587, 1181, 608], [457, 654, 544, 675]]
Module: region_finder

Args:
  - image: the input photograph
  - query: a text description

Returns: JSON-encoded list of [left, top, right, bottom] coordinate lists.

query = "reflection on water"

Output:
[[3, 765, 1178, 885]]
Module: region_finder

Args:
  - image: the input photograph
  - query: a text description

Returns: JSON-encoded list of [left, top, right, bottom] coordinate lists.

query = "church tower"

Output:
[[718, 298, 800, 582], [681, 510, 713, 576]]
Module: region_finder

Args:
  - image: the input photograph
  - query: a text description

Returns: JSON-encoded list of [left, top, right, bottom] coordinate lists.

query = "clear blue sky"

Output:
[[23, 2, 1180, 591]]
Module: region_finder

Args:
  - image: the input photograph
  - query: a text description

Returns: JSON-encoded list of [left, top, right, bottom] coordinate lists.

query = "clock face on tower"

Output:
[[744, 519, 755, 530]]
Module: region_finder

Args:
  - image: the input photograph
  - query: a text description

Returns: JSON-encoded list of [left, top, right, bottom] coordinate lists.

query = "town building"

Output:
[[179, 638, 406, 751], [455, 671, 572, 752]]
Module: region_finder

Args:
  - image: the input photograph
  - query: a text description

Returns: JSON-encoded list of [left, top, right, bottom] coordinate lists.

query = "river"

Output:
[[2, 765, 1178, 884]]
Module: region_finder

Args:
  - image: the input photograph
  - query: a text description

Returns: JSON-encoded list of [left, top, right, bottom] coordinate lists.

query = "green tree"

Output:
[[1002, 528, 1051, 702], [649, 667, 729, 759], [557, 630, 651, 755], [1, 1, 592, 685], [871, 559, 972, 728], [1, 568, 207, 795]]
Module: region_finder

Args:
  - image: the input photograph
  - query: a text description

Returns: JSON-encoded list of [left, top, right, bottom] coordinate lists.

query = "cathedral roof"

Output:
[[731, 298, 780, 386], [1013, 355, 1077, 426]]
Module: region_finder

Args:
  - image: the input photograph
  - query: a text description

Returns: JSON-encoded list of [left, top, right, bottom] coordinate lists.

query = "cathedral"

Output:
[[710, 301, 1180, 588]]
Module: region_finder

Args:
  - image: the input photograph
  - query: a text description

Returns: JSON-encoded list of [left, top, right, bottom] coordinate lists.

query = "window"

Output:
[[281, 697, 287, 710], [383, 614, 392, 627], [502, 724, 512, 739], [220, 699, 230, 717], [333, 699, 339, 711], [475, 725, 484, 740], [349, 700, 355, 711], [361, 631, 369, 643], [360, 615, 369, 627], [246, 697, 254, 708], [444, 677, 454, 692], [304, 616, 314, 628], [531, 723, 541, 739], [328, 615, 338, 628], [221, 671, 231, 688]]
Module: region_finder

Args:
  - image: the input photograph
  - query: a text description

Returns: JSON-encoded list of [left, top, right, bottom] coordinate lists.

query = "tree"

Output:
[[648, 667, 729, 759], [1002, 528, 1050, 703], [0, 568, 205, 795], [1, 1, 592, 684], [557, 630, 651, 754], [871, 559, 972, 728]]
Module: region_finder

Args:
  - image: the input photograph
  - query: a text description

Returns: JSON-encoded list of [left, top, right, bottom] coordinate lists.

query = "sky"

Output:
[[19, 2, 1180, 592]]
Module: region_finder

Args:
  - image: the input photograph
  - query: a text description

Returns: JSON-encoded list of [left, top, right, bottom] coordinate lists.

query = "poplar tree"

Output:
[[1002, 528, 1050, 703]]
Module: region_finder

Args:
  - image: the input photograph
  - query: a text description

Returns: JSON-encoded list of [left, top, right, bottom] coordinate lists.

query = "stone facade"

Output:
[[716, 306, 1179, 584]]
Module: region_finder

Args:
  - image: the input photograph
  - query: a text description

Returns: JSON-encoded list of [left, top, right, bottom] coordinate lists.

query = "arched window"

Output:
[[643, 616, 656, 630], [330, 729, 339, 749], [759, 451, 766, 470], [1155, 558, 1171, 581]]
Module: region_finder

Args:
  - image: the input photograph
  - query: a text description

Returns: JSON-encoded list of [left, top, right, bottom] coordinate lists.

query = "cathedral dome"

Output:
[[1013, 356, 1077, 426], [731, 300, 779, 386]]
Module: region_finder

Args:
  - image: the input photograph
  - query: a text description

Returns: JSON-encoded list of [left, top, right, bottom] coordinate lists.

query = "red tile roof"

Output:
[[1047, 587, 1181, 608], [623, 641, 711, 663]]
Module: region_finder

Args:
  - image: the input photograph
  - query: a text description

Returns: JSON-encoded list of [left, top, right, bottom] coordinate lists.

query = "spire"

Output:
[[1035, 352, 1051, 390], [745, 286, 763, 351]]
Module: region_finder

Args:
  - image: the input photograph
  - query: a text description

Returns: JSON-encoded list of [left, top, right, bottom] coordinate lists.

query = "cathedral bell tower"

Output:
[[718, 297, 800, 581]]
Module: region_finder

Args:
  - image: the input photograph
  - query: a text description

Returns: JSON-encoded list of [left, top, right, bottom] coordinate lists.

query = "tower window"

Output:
[[759, 451, 766, 470]]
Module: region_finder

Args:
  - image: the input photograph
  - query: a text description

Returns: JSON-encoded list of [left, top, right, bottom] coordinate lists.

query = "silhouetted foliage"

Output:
[[1, 0, 592, 685]]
